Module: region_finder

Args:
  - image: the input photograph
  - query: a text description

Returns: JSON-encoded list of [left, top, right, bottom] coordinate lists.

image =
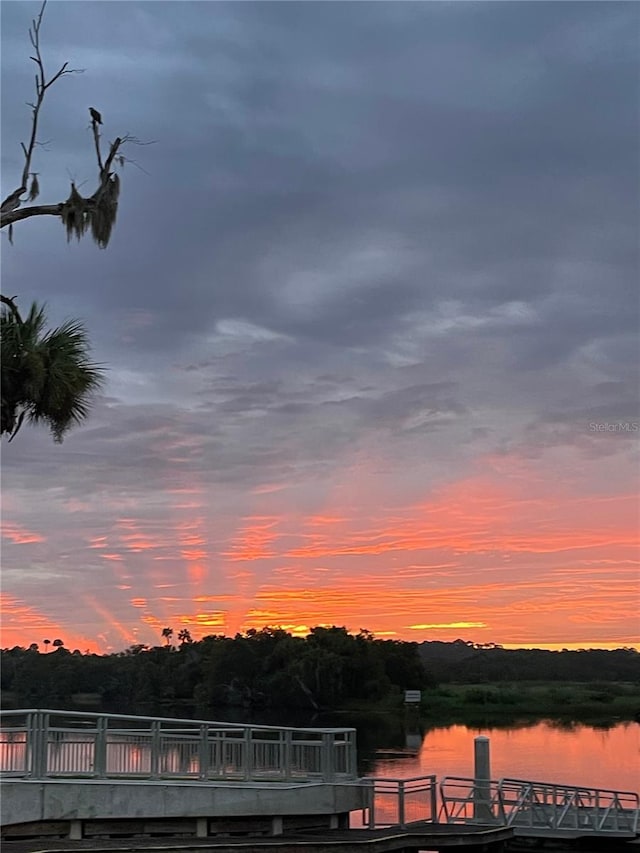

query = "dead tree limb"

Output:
[[0, 0, 135, 248], [0, 295, 23, 323], [20, 2, 79, 188]]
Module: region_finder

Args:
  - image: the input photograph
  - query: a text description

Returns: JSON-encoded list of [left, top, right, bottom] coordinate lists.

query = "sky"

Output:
[[1, 0, 639, 654]]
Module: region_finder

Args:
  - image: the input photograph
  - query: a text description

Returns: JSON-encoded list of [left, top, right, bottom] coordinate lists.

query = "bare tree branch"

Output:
[[0, 0, 142, 249], [2, 203, 63, 225], [101, 137, 123, 180], [0, 295, 23, 323], [18, 1, 80, 193]]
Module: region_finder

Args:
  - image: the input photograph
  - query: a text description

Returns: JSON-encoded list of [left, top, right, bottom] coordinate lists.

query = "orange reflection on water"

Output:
[[372, 722, 639, 794]]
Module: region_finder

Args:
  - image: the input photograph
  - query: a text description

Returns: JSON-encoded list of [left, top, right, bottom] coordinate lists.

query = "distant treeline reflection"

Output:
[[1, 629, 638, 721]]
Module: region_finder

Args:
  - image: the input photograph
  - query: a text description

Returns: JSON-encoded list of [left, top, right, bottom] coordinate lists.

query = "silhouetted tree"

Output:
[[1, 298, 104, 442], [177, 628, 193, 645]]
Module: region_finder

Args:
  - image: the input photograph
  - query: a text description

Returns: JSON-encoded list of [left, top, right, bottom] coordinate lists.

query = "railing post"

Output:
[[93, 715, 107, 778], [213, 730, 223, 778], [321, 732, 335, 782], [368, 779, 376, 829], [349, 730, 357, 778], [430, 776, 438, 823], [25, 712, 33, 777], [150, 720, 160, 778], [398, 779, 406, 829], [244, 727, 252, 781], [198, 724, 208, 780], [24, 712, 33, 778], [283, 730, 292, 781], [33, 711, 48, 779]]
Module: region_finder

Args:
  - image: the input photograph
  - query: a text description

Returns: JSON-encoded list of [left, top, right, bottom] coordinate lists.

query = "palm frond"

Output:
[[1, 299, 105, 442]]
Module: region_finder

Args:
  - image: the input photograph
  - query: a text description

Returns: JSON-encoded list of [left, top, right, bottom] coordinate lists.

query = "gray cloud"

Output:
[[2, 0, 638, 648]]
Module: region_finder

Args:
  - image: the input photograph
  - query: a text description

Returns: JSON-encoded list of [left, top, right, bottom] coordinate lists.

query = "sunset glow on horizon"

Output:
[[2, 448, 638, 654]]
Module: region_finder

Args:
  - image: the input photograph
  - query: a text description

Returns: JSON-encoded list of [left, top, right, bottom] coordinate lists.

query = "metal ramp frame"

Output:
[[439, 775, 640, 839]]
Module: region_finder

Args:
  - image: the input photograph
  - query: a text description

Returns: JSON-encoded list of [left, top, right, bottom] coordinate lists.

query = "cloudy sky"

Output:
[[1, 0, 638, 653]]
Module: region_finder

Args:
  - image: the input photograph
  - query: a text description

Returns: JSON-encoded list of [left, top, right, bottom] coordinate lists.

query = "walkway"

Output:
[[1, 825, 515, 853], [439, 775, 639, 839]]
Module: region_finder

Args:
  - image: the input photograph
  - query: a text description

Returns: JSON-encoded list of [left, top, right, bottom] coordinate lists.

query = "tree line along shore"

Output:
[[1, 628, 638, 721]]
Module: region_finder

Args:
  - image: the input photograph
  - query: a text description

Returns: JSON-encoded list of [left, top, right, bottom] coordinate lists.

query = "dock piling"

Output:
[[473, 735, 493, 822]]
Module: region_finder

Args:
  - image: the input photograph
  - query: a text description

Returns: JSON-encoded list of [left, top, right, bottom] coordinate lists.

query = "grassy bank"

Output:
[[422, 681, 640, 724]]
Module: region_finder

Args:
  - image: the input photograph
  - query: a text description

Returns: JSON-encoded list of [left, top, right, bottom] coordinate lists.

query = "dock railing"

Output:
[[440, 775, 640, 837], [0, 709, 358, 784], [497, 778, 640, 835], [364, 775, 438, 829], [439, 776, 504, 825]]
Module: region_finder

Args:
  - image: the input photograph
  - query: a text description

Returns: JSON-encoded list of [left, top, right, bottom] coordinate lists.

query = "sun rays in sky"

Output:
[[2, 448, 638, 653]]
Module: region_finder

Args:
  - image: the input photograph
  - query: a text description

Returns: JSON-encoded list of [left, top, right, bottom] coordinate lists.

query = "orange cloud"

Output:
[[222, 515, 282, 562], [0, 593, 100, 653], [409, 622, 488, 630], [1, 522, 45, 545], [116, 517, 164, 553]]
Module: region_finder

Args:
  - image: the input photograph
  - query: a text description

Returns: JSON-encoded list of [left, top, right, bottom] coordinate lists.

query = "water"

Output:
[[365, 719, 640, 793]]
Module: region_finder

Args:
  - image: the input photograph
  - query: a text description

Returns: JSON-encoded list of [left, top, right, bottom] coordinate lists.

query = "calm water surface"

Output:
[[366, 720, 639, 792]]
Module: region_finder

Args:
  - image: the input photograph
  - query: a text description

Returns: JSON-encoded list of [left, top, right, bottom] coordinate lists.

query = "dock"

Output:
[[1, 709, 638, 852], [1, 824, 516, 853]]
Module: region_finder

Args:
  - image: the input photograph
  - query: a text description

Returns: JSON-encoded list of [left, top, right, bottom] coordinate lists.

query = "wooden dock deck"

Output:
[[1, 823, 515, 853]]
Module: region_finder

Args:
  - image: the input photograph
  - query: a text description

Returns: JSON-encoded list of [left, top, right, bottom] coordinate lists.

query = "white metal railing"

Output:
[[0, 709, 357, 783], [364, 775, 438, 829], [439, 776, 503, 825], [440, 776, 640, 836], [498, 778, 640, 835]]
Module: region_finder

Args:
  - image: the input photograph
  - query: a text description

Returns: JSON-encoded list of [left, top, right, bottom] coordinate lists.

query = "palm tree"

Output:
[[177, 628, 192, 645], [1, 296, 104, 442]]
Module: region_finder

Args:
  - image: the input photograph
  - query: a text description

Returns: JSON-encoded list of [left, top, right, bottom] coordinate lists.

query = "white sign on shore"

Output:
[[404, 690, 421, 704]]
